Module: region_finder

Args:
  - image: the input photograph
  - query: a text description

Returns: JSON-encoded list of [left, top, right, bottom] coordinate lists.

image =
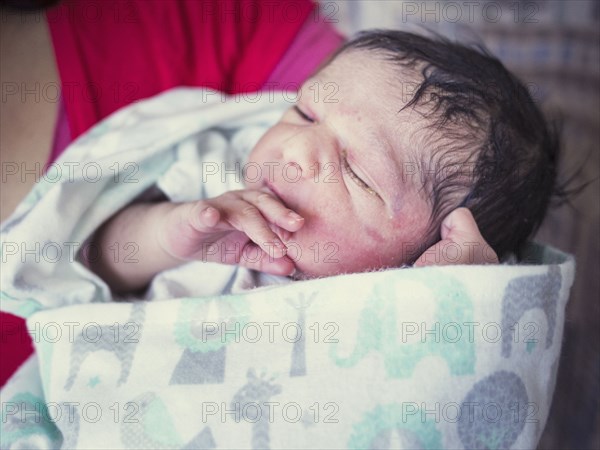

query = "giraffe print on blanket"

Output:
[[231, 369, 282, 450]]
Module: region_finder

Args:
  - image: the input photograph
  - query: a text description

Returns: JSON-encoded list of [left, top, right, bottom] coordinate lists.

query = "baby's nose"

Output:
[[281, 134, 336, 182], [281, 146, 319, 182]]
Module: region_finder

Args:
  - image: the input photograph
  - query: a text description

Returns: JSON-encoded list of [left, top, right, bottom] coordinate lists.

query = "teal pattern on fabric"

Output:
[[171, 294, 250, 385], [0, 392, 62, 449], [348, 403, 443, 449], [330, 270, 475, 378], [120, 391, 216, 449], [173, 294, 249, 353], [0, 291, 43, 318]]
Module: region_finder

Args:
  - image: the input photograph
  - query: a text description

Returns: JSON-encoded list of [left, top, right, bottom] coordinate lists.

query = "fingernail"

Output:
[[287, 211, 304, 222]]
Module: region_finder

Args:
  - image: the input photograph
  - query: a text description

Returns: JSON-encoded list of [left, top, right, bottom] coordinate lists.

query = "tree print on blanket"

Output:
[[501, 265, 561, 357], [170, 294, 249, 385], [0, 392, 62, 449], [348, 403, 443, 449], [231, 369, 282, 450], [120, 391, 216, 449], [330, 271, 475, 378], [64, 302, 146, 390], [458, 370, 529, 450], [286, 291, 317, 377]]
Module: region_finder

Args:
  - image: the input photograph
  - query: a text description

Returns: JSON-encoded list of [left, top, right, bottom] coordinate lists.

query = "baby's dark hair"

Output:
[[333, 29, 560, 261]]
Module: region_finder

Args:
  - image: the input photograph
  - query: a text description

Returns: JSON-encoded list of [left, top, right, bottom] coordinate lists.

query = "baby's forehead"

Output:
[[318, 49, 423, 95], [300, 48, 457, 174]]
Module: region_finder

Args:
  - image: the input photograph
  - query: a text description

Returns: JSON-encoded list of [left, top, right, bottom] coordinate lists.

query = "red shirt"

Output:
[[1, 0, 320, 387]]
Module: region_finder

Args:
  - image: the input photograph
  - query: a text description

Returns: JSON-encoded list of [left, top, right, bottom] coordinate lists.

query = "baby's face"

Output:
[[246, 50, 432, 278]]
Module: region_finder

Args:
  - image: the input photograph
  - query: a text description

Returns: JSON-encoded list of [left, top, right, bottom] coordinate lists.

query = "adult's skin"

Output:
[[1, 11, 58, 221]]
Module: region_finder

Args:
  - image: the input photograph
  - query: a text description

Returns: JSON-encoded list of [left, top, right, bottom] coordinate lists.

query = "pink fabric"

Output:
[[266, 12, 344, 87], [46, 0, 314, 141]]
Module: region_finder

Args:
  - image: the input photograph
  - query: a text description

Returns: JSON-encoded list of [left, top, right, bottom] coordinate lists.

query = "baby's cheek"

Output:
[[283, 219, 334, 275], [288, 226, 370, 276]]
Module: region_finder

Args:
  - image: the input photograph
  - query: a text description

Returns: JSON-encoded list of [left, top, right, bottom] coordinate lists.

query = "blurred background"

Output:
[[1, 1, 598, 449]]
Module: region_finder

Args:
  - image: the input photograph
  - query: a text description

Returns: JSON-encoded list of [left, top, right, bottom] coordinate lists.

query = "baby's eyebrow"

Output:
[[373, 131, 410, 216], [354, 129, 397, 207]]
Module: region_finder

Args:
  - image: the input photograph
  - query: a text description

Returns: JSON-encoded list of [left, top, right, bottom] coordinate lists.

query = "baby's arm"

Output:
[[87, 190, 304, 293], [414, 208, 499, 266]]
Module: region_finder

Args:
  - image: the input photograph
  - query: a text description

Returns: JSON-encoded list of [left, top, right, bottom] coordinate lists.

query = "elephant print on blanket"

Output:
[[330, 271, 476, 378], [348, 403, 443, 449], [501, 265, 561, 357], [458, 370, 529, 450]]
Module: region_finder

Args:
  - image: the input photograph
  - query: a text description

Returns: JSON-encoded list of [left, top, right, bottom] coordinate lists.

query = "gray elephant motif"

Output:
[[501, 265, 561, 357], [458, 370, 529, 450]]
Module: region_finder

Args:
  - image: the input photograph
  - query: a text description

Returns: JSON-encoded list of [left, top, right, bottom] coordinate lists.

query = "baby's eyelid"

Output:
[[341, 150, 381, 200], [293, 105, 314, 123]]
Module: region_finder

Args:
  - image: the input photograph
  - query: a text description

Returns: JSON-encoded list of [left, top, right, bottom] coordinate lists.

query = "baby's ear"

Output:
[[440, 208, 479, 240], [414, 208, 498, 266]]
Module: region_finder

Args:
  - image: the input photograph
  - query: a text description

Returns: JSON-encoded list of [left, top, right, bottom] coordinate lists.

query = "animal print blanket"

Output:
[[0, 88, 575, 449]]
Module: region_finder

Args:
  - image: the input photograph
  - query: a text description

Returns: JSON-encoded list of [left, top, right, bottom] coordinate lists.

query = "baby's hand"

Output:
[[414, 208, 499, 267], [157, 189, 304, 275]]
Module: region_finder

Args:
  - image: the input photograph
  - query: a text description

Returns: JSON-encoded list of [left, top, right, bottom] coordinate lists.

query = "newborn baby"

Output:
[[89, 30, 558, 292]]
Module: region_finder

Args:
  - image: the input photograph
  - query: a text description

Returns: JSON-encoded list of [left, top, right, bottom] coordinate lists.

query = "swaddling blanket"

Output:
[[0, 88, 575, 449]]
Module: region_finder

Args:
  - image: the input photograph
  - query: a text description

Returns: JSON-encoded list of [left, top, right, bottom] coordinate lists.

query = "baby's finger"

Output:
[[242, 189, 304, 232], [225, 201, 288, 258], [234, 242, 296, 276], [186, 202, 222, 231]]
